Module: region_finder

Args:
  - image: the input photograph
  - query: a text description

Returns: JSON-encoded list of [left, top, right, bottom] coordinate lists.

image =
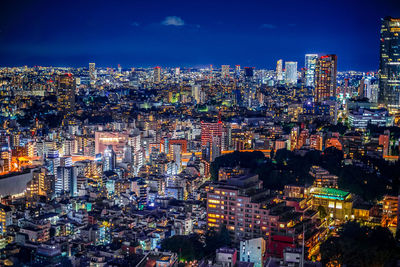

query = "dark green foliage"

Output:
[[161, 226, 232, 261], [210, 151, 265, 181], [210, 148, 393, 201], [320, 222, 399, 266], [204, 225, 231, 255], [322, 122, 349, 135], [161, 234, 204, 261]]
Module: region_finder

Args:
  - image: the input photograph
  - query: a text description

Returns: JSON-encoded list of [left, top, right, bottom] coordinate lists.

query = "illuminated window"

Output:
[[336, 203, 342, 209], [328, 202, 335, 208]]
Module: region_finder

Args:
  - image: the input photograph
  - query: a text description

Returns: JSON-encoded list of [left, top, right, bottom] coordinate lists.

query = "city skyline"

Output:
[[0, 0, 399, 70], [1, 2, 400, 266]]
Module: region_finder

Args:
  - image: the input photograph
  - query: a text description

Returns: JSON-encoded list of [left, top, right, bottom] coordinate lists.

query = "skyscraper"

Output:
[[244, 67, 254, 78], [103, 145, 116, 172], [201, 120, 224, 162], [89, 62, 96, 86], [57, 73, 75, 113], [221, 65, 230, 78], [154, 66, 161, 83], [235, 65, 241, 78], [56, 166, 77, 197], [46, 149, 60, 176], [276, 59, 283, 81], [305, 54, 318, 87], [378, 17, 400, 107], [285, 61, 298, 85], [192, 85, 201, 104], [314, 55, 337, 103]]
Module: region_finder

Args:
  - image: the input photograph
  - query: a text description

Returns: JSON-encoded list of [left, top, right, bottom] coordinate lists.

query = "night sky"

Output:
[[0, 0, 399, 70]]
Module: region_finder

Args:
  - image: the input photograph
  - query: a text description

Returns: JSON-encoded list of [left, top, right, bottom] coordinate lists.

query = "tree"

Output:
[[161, 234, 204, 261], [204, 225, 231, 255], [210, 151, 265, 181], [320, 222, 399, 266]]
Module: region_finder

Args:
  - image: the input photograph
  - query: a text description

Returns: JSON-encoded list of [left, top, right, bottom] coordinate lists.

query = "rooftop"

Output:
[[310, 187, 350, 201]]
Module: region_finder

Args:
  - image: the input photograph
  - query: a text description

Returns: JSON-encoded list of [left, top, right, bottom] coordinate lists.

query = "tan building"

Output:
[[309, 187, 353, 220]]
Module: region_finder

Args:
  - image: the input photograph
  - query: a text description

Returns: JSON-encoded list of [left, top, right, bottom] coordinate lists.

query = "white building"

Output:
[[305, 54, 318, 87], [240, 237, 266, 267], [285, 61, 298, 85]]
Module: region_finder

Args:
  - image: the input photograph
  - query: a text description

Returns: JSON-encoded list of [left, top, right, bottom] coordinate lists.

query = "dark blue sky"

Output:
[[0, 0, 399, 70]]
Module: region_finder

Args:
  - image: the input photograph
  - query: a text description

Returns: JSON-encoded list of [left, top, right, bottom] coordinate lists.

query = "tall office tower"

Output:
[[378, 17, 400, 107], [358, 79, 365, 98], [153, 66, 161, 83], [128, 131, 143, 175], [89, 62, 96, 85], [276, 59, 283, 81], [103, 145, 116, 172], [172, 144, 182, 173], [285, 61, 298, 85], [314, 55, 337, 103], [305, 54, 318, 87], [235, 65, 241, 78], [244, 67, 254, 78], [201, 121, 223, 161], [221, 65, 230, 78], [56, 166, 77, 197], [57, 73, 75, 113], [191, 85, 201, 103], [175, 67, 180, 76], [364, 77, 372, 100], [46, 149, 60, 176], [118, 64, 122, 73]]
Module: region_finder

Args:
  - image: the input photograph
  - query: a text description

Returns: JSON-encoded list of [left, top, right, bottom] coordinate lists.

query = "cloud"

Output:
[[131, 22, 140, 27], [260, 23, 277, 29], [161, 16, 185, 26]]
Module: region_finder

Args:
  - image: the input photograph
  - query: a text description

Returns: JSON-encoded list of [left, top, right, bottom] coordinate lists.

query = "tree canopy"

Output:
[[210, 148, 395, 201], [320, 222, 399, 266]]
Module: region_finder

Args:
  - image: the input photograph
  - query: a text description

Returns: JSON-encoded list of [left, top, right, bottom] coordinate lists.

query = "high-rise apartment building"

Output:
[[221, 65, 230, 78], [201, 120, 224, 162], [244, 67, 254, 78], [305, 54, 318, 87], [57, 73, 75, 113], [154, 67, 161, 83], [314, 55, 337, 103], [276, 60, 283, 81], [378, 17, 400, 107], [235, 65, 241, 78], [192, 85, 201, 104], [103, 146, 116, 172], [56, 166, 78, 197], [0, 147, 11, 173], [285, 61, 298, 85], [89, 62, 96, 86]]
